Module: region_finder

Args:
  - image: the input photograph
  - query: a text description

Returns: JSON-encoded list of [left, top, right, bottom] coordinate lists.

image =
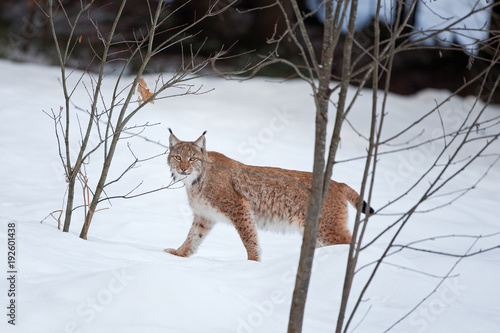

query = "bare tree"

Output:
[[40, 0, 500, 330], [251, 0, 500, 332], [40, 0, 254, 239]]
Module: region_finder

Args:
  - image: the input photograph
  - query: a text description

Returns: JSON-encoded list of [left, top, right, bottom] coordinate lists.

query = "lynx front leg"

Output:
[[233, 221, 260, 261], [229, 200, 261, 261], [165, 215, 214, 258]]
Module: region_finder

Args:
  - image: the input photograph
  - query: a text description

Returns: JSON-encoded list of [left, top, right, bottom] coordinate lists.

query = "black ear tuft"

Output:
[[169, 129, 180, 148], [202, 130, 207, 136], [168, 128, 173, 134]]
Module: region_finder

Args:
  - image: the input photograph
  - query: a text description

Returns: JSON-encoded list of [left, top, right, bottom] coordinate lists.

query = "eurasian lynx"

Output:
[[164, 130, 373, 261]]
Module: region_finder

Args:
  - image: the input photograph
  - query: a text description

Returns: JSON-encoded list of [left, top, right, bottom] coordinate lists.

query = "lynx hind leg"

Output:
[[317, 202, 352, 246], [165, 216, 214, 258], [317, 223, 352, 246]]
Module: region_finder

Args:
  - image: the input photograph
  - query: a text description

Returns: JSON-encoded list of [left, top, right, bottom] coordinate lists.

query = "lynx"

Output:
[[164, 130, 373, 261]]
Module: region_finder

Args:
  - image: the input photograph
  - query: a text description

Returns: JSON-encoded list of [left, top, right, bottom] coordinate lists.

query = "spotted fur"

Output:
[[164, 131, 373, 261]]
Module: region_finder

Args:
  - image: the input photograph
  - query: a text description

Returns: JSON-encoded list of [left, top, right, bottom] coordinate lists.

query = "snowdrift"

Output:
[[1, 60, 499, 332]]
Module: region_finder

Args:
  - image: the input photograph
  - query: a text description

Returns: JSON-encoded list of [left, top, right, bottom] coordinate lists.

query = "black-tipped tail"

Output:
[[362, 201, 375, 215]]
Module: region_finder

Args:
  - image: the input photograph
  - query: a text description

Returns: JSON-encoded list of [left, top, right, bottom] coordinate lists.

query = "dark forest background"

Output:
[[1, 0, 499, 101]]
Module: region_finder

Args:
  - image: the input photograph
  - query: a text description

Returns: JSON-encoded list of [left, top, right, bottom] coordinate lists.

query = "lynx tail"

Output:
[[340, 183, 374, 215]]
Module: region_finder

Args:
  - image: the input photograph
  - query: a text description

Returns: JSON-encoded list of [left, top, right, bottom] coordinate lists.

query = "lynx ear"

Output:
[[194, 130, 207, 151], [168, 128, 180, 148]]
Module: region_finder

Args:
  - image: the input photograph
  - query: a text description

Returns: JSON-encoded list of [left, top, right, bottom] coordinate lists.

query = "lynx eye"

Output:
[[173, 155, 182, 161], [189, 157, 197, 162]]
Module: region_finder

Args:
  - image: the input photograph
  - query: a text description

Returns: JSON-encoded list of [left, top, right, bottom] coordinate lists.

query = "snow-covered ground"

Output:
[[1, 59, 499, 333], [306, 0, 492, 51]]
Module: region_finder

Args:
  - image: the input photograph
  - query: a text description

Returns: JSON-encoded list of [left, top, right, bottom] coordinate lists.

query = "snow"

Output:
[[1, 59, 500, 332], [413, 0, 491, 49], [306, 0, 491, 51]]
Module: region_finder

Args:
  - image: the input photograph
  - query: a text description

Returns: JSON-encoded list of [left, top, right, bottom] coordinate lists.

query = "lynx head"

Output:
[[168, 129, 207, 186]]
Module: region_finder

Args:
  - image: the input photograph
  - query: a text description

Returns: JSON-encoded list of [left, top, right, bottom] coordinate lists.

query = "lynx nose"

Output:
[[179, 167, 188, 174]]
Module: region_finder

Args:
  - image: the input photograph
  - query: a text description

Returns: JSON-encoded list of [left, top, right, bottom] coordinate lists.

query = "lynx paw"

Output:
[[164, 248, 187, 257], [164, 248, 179, 255]]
